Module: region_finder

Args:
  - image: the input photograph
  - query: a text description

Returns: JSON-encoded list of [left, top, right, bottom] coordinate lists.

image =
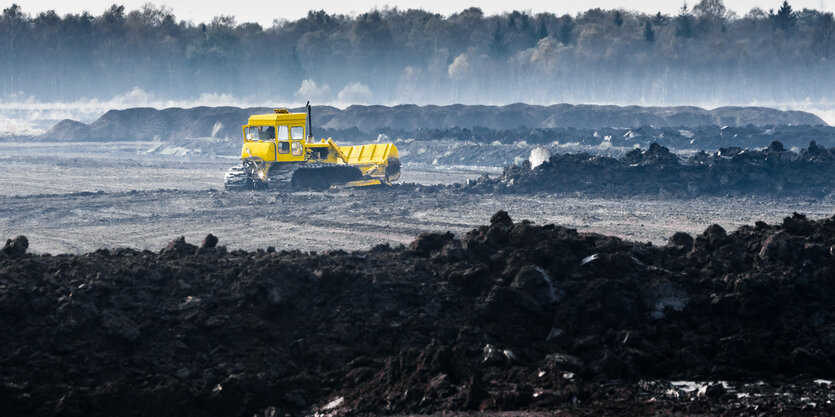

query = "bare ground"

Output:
[[1, 142, 833, 255]]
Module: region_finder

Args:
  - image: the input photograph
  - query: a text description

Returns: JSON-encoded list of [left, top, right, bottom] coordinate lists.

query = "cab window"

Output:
[[291, 141, 303, 156], [277, 125, 290, 153], [290, 126, 304, 140], [250, 126, 275, 141], [277, 126, 289, 140]]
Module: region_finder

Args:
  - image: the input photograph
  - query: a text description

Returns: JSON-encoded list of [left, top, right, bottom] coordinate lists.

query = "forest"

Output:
[[0, 0, 833, 106]]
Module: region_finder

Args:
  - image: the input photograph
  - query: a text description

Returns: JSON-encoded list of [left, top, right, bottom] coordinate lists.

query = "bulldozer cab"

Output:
[[241, 109, 307, 162]]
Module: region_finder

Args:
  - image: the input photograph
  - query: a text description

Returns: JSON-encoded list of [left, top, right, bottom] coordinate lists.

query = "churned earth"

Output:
[[1, 211, 834, 416]]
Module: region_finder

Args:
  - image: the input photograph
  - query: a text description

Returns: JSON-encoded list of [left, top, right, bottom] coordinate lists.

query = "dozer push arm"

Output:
[[327, 138, 350, 163]]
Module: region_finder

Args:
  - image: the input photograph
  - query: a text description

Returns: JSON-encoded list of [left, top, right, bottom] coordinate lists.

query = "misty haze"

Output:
[[1, 1, 835, 133]]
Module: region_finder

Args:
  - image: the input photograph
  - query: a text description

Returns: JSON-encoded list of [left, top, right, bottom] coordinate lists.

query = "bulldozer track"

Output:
[[223, 164, 251, 190], [290, 165, 364, 191], [225, 162, 366, 191]]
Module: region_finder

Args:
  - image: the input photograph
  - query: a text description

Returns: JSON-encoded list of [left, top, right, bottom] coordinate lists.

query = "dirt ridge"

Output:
[[37, 104, 825, 142]]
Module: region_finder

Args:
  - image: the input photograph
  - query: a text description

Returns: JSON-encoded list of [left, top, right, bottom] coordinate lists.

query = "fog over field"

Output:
[[1, 1, 834, 134]]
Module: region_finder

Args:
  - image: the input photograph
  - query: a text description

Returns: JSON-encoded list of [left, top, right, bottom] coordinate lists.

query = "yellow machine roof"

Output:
[[247, 110, 306, 125]]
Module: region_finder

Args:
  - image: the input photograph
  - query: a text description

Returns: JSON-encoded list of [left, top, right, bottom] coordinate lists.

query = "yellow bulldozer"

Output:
[[224, 103, 400, 190]]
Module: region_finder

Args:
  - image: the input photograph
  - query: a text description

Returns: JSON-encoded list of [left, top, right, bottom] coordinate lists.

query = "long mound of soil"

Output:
[[1, 212, 834, 415], [466, 140, 835, 197], [38, 103, 825, 141], [412, 124, 835, 150]]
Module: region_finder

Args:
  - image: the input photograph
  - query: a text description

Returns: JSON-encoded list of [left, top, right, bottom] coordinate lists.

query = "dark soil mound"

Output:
[[37, 104, 825, 141], [466, 140, 835, 197], [1, 212, 834, 416], [414, 124, 835, 150]]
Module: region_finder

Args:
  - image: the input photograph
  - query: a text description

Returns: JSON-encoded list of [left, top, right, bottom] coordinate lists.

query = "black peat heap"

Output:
[[1, 212, 834, 416], [467, 141, 835, 197]]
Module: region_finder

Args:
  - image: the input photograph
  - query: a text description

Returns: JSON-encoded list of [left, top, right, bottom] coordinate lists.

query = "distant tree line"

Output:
[[0, 0, 833, 105]]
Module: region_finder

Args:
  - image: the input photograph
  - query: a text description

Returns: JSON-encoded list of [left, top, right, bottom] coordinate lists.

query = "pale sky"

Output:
[[10, 0, 834, 27]]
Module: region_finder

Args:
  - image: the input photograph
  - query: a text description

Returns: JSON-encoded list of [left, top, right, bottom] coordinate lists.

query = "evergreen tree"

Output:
[[558, 14, 572, 45], [653, 12, 667, 26], [536, 20, 548, 39], [613, 10, 624, 27], [676, 2, 696, 38], [643, 21, 656, 42], [774, 0, 797, 31]]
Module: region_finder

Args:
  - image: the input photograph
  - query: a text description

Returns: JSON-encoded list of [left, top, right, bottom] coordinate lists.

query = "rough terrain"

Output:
[[468, 141, 835, 197], [1, 211, 834, 416]]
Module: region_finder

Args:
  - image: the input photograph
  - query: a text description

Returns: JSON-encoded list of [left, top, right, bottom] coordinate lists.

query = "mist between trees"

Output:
[[0, 1, 833, 106]]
